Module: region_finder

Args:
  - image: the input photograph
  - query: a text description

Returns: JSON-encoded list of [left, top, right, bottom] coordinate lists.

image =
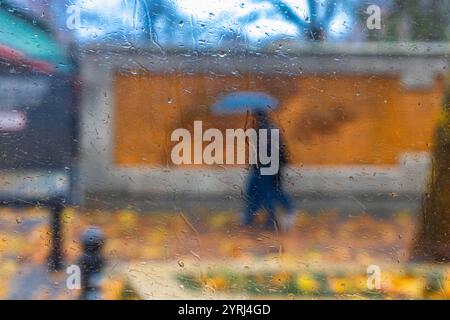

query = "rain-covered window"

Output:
[[0, 0, 449, 304]]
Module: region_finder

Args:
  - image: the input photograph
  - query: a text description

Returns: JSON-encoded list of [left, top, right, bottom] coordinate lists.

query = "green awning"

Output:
[[0, 4, 74, 74]]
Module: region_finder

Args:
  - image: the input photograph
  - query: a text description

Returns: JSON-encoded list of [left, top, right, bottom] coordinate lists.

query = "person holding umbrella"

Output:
[[213, 92, 296, 231]]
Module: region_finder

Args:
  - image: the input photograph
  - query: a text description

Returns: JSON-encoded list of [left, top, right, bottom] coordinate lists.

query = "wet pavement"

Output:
[[1, 206, 448, 299]]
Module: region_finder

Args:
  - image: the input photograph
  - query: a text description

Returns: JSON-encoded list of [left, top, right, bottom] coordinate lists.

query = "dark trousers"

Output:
[[243, 168, 294, 227]]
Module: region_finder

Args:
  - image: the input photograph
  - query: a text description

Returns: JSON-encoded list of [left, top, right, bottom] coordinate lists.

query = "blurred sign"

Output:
[[0, 76, 50, 108], [0, 111, 27, 132], [0, 171, 69, 200]]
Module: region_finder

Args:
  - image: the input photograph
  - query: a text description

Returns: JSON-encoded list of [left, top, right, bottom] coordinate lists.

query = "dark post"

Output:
[[48, 201, 64, 271], [79, 226, 105, 300]]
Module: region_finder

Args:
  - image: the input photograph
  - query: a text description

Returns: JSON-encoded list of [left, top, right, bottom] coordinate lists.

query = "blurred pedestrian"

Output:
[[242, 111, 295, 231]]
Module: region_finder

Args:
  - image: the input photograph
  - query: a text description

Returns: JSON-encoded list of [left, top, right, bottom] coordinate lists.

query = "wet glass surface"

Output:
[[0, 0, 449, 300]]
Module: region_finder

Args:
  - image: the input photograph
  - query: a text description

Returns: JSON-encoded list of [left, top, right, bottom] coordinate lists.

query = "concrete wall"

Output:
[[77, 42, 449, 212]]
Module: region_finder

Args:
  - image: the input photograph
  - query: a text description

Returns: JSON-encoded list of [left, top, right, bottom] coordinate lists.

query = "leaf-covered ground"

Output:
[[0, 207, 448, 299]]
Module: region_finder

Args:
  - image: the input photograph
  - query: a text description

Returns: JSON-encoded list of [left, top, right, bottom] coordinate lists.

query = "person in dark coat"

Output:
[[242, 111, 295, 231]]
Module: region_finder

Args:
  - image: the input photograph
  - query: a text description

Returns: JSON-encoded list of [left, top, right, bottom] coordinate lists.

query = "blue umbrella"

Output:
[[212, 91, 279, 115]]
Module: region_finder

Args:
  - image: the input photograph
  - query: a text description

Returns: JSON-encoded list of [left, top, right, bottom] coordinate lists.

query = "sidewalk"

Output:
[[2, 206, 448, 299], [115, 258, 450, 299]]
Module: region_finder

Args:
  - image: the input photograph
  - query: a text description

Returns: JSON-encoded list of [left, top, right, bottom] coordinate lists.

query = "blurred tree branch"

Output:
[[384, 0, 449, 41]]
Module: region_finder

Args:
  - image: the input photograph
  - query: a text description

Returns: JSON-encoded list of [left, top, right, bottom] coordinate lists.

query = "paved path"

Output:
[[8, 265, 77, 300], [121, 261, 250, 300]]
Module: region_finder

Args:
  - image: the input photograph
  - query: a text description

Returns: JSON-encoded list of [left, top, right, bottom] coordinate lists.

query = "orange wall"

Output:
[[113, 72, 444, 167]]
